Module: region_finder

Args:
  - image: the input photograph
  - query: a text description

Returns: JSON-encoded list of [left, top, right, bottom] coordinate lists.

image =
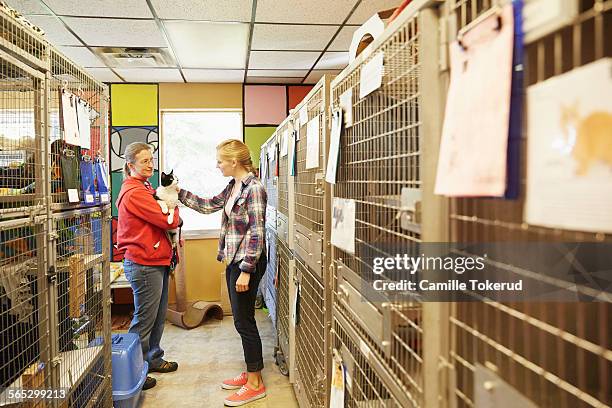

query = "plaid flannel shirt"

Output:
[[178, 173, 267, 273]]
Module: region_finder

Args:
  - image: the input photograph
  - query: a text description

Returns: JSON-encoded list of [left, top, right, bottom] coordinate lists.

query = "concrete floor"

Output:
[[139, 310, 299, 407]]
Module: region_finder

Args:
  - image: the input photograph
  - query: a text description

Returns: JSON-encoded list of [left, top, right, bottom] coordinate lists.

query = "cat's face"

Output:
[[160, 170, 178, 187]]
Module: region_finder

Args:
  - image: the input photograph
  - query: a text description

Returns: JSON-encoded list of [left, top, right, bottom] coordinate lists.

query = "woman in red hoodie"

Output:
[[116, 142, 181, 391]]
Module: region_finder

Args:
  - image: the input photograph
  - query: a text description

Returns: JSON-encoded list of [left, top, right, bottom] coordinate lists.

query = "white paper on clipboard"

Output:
[[339, 89, 353, 127], [359, 52, 384, 99], [331, 197, 356, 254], [281, 129, 289, 157], [305, 116, 320, 169], [325, 108, 342, 184]]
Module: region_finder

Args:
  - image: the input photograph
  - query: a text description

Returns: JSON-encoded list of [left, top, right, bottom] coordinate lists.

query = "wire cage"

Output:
[[260, 134, 279, 331], [0, 48, 45, 218], [291, 76, 334, 407], [276, 116, 295, 247], [51, 207, 111, 407], [276, 237, 292, 376], [48, 49, 109, 210], [332, 313, 421, 408], [329, 3, 439, 405], [441, 0, 612, 407], [0, 217, 50, 407], [0, 4, 48, 71], [294, 79, 326, 243], [294, 255, 327, 407]]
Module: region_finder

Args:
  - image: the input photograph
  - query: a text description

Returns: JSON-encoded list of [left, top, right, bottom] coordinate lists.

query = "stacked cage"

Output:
[[291, 76, 333, 408], [49, 48, 110, 210], [0, 6, 112, 407], [260, 132, 279, 338], [439, 0, 612, 407], [273, 116, 295, 377], [329, 1, 446, 406], [50, 208, 111, 407], [0, 217, 50, 407]]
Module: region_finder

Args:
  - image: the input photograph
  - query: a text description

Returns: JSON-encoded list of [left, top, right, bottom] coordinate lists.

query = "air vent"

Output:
[[94, 47, 176, 68]]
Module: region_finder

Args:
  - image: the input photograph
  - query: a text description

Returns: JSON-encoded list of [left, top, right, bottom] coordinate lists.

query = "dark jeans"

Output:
[[226, 254, 266, 372]]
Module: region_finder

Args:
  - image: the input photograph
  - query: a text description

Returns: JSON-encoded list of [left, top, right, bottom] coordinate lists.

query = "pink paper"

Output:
[[244, 85, 287, 125], [435, 4, 515, 197]]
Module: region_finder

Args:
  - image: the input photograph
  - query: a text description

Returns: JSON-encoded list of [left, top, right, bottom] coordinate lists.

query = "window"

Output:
[[161, 110, 242, 237]]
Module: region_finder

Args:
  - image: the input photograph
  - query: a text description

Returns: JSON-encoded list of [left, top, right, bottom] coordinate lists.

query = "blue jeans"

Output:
[[123, 259, 169, 370]]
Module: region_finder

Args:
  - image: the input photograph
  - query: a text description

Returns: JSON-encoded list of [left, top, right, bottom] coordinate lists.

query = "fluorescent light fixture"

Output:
[[164, 21, 249, 69]]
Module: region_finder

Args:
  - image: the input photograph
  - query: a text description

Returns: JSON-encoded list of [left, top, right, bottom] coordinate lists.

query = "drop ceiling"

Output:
[[8, 0, 402, 84]]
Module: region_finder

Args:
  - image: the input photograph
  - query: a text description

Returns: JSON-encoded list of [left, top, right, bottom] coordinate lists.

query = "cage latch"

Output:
[[400, 187, 422, 233], [315, 173, 325, 195], [47, 265, 57, 282]]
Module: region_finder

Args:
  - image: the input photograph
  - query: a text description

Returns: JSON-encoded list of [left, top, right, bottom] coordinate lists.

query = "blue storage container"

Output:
[[111, 333, 147, 408]]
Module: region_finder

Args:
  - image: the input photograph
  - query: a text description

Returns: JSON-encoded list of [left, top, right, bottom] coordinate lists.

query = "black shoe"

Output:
[[143, 376, 157, 390], [148, 360, 178, 373]]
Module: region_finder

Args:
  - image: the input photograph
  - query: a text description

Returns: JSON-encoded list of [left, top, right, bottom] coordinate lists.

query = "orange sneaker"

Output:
[[223, 385, 267, 406], [221, 372, 247, 390]]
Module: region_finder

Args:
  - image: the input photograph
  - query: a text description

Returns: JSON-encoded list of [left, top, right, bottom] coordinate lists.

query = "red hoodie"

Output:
[[116, 176, 180, 266]]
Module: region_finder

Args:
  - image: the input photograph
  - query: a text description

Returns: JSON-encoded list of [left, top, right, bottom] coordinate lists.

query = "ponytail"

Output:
[[217, 139, 257, 176]]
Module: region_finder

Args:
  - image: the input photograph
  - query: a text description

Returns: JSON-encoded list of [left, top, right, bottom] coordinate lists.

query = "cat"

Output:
[[154, 170, 180, 248], [154, 170, 179, 224], [560, 104, 612, 175]]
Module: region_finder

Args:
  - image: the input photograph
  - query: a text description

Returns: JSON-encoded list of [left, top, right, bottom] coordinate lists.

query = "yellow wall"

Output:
[[161, 83, 242, 303], [159, 83, 242, 110], [111, 84, 158, 126]]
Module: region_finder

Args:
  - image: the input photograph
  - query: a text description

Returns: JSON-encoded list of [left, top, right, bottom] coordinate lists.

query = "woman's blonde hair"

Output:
[[217, 139, 256, 174], [123, 142, 152, 179]]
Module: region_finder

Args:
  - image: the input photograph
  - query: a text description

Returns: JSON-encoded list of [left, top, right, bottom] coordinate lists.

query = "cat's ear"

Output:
[[169, 169, 174, 175], [161, 171, 166, 176]]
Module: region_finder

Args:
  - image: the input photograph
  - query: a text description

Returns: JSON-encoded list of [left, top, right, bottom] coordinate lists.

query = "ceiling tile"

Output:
[[328, 25, 359, 51], [252, 24, 338, 51], [249, 51, 320, 70], [304, 70, 341, 84], [114, 68, 183, 82], [248, 70, 309, 77], [183, 69, 245, 82], [63, 17, 167, 47], [247, 77, 304, 84], [40, 0, 152, 18], [6, 0, 49, 15], [25, 15, 81, 46], [85, 68, 122, 82], [255, 0, 358, 24], [165, 21, 249, 69], [151, 0, 253, 22], [314, 51, 349, 70], [57, 46, 106, 67], [348, 0, 402, 24]]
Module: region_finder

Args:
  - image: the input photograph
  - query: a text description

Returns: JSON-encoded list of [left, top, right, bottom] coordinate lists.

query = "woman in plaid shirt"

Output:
[[178, 139, 268, 407]]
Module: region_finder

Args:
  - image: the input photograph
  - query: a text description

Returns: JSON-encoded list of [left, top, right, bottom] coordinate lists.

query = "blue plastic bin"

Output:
[[111, 333, 147, 408]]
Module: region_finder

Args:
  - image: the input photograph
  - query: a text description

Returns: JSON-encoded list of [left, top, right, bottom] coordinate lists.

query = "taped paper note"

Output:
[[306, 116, 320, 169]]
